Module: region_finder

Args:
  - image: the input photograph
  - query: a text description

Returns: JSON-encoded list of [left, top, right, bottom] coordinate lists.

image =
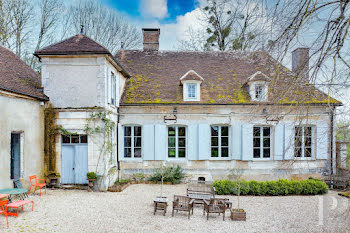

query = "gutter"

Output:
[[330, 106, 335, 175], [116, 107, 120, 182], [0, 86, 49, 101]]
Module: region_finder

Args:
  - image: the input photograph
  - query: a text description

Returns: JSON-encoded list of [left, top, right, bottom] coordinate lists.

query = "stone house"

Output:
[[33, 29, 341, 189], [0, 46, 48, 189]]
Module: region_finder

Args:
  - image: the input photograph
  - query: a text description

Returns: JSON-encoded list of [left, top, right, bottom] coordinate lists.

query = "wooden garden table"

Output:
[[153, 197, 168, 216], [0, 188, 27, 202]]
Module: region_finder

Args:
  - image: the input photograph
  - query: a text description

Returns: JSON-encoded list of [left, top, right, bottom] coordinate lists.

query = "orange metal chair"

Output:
[[0, 200, 9, 228], [28, 175, 47, 196]]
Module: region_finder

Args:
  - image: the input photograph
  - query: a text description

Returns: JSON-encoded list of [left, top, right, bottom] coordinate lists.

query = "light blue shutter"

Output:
[[284, 123, 294, 160], [107, 73, 111, 104], [274, 124, 284, 160], [116, 73, 120, 107], [155, 124, 167, 160], [187, 124, 198, 160], [198, 124, 210, 160], [316, 122, 329, 159], [143, 124, 154, 160], [242, 123, 253, 160], [118, 123, 124, 160], [231, 123, 241, 160]]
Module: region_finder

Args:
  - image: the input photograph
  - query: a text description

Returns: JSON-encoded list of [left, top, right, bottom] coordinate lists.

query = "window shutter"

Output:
[[107, 73, 111, 104], [284, 123, 294, 160], [155, 124, 167, 160], [231, 123, 241, 160], [115, 74, 119, 107], [274, 123, 284, 160], [198, 124, 210, 160], [187, 124, 198, 160], [142, 124, 154, 160], [316, 122, 329, 160], [118, 123, 124, 160], [242, 123, 253, 161]]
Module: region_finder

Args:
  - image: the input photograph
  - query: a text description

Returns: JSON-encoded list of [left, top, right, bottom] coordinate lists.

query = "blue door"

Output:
[[11, 133, 21, 180], [61, 135, 88, 184]]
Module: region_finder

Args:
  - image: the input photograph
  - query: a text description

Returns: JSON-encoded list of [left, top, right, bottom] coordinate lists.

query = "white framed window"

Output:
[[295, 126, 313, 158], [111, 72, 116, 105], [253, 126, 271, 158], [124, 126, 142, 158], [211, 126, 229, 158], [187, 83, 196, 98], [255, 84, 264, 100], [182, 81, 200, 101], [62, 134, 88, 144], [168, 126, 186, 158]]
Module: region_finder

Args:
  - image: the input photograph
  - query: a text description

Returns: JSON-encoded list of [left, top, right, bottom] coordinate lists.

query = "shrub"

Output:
[[86, 172, 97, 180], [149, 165, 185, 184], [131, 173, 146, 182], [115, 178, 131, 185], [213, 179, 328, 196]]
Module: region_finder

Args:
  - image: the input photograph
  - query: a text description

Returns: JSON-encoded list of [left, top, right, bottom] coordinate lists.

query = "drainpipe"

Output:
[[330, 106, 335, 175], [116, 107, 120, 182]]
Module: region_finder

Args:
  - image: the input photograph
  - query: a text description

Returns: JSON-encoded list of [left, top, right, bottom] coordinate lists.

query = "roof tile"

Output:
[[0, 46, 48, 100]]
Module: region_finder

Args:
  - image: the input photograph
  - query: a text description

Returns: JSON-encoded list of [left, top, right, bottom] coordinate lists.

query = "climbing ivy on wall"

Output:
[[44, 106, 59, 176]]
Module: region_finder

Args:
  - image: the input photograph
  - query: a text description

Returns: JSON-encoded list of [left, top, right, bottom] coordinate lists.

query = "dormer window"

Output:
[[187, 83, 196, 99], [245, 71, 271, 102], [180, 70, 204, 102], [255, 84, 264, 100]]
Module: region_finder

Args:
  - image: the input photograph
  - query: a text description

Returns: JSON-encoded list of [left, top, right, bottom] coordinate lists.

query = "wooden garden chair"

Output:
[[172, 195, 194, 219], [0, 200, 9, 228], [28, 175, 46, 196], [203, 198, 226, 220]]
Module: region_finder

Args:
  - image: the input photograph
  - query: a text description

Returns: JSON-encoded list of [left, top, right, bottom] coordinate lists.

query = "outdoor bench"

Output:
[[6, 200, 34, 217]]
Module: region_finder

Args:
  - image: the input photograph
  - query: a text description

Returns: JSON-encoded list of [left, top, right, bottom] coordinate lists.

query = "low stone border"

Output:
[[338, 192, 350, 198], [108, 181, 176, 192]]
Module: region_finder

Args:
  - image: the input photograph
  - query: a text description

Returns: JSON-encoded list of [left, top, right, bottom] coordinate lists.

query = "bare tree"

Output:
[[9, 0, 33, 57], [177, 0, 274, 51], [30, 0, 62, 68], [0, 0, 14, 48], [66, 0, 142, 54]]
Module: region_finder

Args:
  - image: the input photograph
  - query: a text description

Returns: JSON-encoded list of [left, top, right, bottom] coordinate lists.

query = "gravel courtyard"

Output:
[[1, 184, 349, 233]]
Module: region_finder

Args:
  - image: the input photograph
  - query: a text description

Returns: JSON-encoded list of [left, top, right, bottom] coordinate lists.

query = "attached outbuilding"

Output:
[[0, 46, 48, 189]]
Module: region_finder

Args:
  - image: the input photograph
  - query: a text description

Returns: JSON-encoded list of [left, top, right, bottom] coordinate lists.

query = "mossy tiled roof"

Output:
[[0, 46, 48, 100], [115, 50, 341, 105]]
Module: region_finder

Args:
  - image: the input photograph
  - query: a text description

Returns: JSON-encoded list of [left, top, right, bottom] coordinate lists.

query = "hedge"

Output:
[[213, 178, 328, 196]]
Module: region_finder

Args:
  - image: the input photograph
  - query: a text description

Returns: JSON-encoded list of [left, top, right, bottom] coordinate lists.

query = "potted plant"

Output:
[[87, 172, 97, 192], [47, 172, 60, 189], [229, 169, 246, 221]]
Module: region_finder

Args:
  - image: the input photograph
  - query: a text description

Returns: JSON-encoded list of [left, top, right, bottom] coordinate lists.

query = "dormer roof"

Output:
[[246, 71, 271, 84], [180, 70, 204, 85]]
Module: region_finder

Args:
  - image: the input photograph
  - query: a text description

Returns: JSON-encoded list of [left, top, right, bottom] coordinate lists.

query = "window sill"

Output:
[[209, 157, 231, 161], [250, 158, 273, 161], [293, 157, 316, 161], [120, 157, 143, 161], [166, 158, 187, 162]]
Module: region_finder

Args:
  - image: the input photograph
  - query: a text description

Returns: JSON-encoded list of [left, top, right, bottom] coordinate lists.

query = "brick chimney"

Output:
[[142, 28, 160, 51], [292, 48, 309, 81]]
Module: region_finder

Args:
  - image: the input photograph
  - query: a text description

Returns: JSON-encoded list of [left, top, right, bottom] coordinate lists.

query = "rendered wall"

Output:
[[118, 105, 333, 181], [0, 93, 44, 189]]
